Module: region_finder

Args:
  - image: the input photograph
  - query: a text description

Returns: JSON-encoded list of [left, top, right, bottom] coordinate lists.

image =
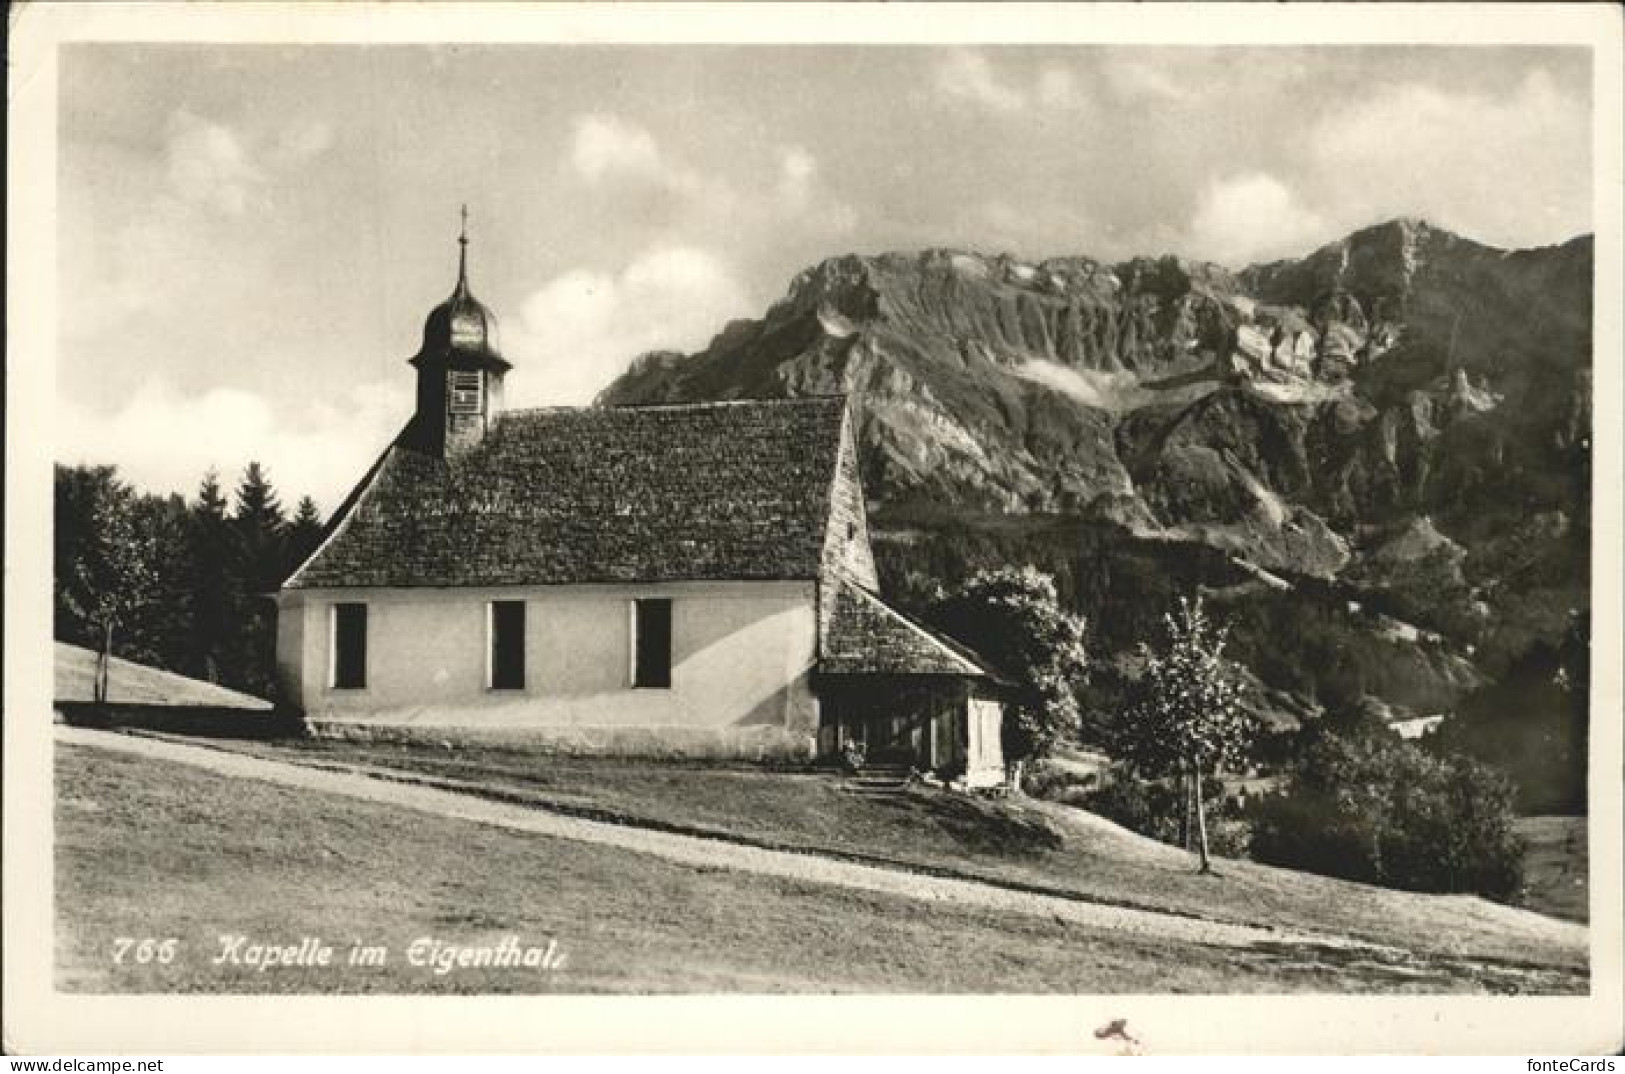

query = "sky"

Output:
[[56, 42, 1594, 510]]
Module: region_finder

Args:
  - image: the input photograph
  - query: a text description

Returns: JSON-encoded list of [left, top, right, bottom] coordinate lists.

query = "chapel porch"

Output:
[[815, 674, 1005, 785], [816, 579, 1009, 787]]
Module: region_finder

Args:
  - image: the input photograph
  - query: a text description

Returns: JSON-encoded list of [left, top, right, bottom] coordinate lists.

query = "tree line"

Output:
[[55, 462, 324, 701]]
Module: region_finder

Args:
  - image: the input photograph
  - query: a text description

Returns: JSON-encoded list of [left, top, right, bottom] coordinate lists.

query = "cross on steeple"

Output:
[[455, 203, 470, 297], [409, 202, 510, 458]]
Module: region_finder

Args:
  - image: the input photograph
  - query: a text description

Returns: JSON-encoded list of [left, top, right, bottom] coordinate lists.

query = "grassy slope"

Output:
[[146, 735, 1583, 980], [56, 742, 1534, 995], [1515, 816, 1589, 924], [54, 642, 270, 709]]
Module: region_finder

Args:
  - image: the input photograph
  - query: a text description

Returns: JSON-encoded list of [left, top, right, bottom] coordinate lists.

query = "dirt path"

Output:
[[46, 727, 1513, 962]]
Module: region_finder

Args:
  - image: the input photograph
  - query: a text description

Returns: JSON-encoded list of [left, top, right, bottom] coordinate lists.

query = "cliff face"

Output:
[[600, 219, 1592, 723]]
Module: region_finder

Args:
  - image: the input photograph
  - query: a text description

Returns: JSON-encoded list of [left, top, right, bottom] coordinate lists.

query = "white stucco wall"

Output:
[[275, 581, 821, 759], [965, 696, 1006, 788]]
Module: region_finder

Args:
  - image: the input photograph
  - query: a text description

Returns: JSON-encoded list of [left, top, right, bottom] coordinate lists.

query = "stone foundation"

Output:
[[305, 718, 818, 763]]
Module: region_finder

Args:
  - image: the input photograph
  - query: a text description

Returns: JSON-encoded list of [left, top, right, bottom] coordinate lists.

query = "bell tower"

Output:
[[408, 206, 511, 457]]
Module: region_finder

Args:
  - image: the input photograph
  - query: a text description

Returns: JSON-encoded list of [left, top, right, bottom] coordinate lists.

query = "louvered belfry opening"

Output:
[[408, 211, 511, 457]]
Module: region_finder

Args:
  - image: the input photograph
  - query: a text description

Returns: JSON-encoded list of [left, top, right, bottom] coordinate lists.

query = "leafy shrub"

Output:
[[930, 567, 1090, 768], [1031, 762, 1258, 859], [1020, 760, 1097, 801], [1205, 817, 1253, 859], [1076, 766, 1230, 843], [1250, 729, 1525, 900], [1083, 772, 1184, 845]]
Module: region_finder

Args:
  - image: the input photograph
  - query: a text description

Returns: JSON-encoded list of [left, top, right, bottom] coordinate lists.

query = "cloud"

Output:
[[936, 50, 1027, 113], [1036, 64, 1087, 109], [166, 110, 265, 215], [976, 199, 1098, 256], [1170, 69, 1591, 266], [569, 114, 668, 183], [164, 110, 336, 217], [1310, 69, 1590, 248], [56, 380, 412, 511], [777, 146, 818, 206], [562, 117, 857, 259], [1013, 361, 1152, 412], [1185, 172, 1331, 266], [504, 246, 751, 406], [1100, 58, 1195, 104], [272, 119, 335, 165], [981, 200, 1029, 236], [563, 111, 722, 230], [933, 50, 1090, 114], [770, 145, 857, 232]]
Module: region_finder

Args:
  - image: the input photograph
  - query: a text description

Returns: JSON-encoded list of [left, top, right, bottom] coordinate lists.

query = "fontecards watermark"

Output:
[[191, 933, 569, 975]]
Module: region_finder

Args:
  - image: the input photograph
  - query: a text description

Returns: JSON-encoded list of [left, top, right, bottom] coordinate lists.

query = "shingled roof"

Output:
[[819, 579, 1001, 679], [287, 397, 851, 589]]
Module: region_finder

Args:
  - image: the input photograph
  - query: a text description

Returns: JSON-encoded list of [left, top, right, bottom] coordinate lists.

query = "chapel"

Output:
[[276, 218, 1007, 784]]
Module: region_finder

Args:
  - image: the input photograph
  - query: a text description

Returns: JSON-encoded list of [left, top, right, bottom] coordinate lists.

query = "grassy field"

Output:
[[196, 735, 1587, 972], [54, 642, 270, 709], [1515, 816, 1589, 923], [56, 741, 1558, 995], [63, 734, 1586, 994]]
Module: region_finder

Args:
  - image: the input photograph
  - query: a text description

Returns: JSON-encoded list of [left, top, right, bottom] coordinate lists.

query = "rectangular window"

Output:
[[331, 603, 367, 689], [449, 370, 482, 414], [632, 598, 672, 689], [489, 600, 526, 690]]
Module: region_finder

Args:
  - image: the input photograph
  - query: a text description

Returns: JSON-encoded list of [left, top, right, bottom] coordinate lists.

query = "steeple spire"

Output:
[[455, 203, 470, 298], [410, 203, 509, 457]]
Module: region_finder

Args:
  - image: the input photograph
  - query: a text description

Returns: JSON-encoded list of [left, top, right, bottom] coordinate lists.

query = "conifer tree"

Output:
[[232, 462, 287, 592], [187, 468, 238, 682], [196, 468, 228, 521], [226, 462, 286, 696], [125, 492, 194, 670], [284, 495, 324, 582]]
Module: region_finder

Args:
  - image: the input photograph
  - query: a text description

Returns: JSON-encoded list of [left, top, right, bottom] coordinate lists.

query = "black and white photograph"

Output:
[[5, 0, 1622, 1057]]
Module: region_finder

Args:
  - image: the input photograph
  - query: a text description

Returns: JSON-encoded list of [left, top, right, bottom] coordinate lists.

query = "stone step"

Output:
[[845, 767, 914, 796], [845, 785, 910, 798]]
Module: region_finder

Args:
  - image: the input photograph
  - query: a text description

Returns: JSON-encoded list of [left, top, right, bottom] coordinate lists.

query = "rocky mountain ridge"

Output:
[[600, 219, 1592, 727]]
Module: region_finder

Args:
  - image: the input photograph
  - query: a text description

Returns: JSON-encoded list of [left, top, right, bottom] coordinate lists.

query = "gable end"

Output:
[[817, 402, 879, 633], [282, 433, 403, 590]]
